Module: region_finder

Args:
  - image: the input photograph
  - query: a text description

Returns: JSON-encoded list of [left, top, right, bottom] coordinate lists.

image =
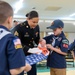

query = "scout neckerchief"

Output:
[[0, 28, 11, 40], [50, 36, 58, 54]]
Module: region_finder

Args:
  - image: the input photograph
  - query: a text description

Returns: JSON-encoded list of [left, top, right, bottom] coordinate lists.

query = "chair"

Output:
[[65, 50, 74, 67]]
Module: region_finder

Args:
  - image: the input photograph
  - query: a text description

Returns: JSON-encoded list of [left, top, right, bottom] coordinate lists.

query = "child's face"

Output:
[[53, 28, 62, 36], [40, 39, 46, 47]]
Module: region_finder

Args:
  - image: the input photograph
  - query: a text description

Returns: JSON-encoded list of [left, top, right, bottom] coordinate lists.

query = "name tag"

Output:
[[24, 34, 29, 37]]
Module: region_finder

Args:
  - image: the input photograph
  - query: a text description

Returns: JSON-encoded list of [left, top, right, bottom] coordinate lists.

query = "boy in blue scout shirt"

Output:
[[0, 1, 31, 75], [43, 19, 69, 75]]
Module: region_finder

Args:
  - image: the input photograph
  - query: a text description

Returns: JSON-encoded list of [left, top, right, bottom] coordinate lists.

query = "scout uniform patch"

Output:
[[62, 39, 69, 48], [58, 37, 62, 41], [13, 39, 22, 49]]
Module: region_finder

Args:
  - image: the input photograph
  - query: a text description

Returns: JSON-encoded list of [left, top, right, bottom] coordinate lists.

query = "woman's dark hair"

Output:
[[26, 11, 39, 19], [26, 13, 29, 17]]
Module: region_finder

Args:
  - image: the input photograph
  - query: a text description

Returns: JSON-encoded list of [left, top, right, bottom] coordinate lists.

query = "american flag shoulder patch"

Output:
[[13, 39, 22, 49]]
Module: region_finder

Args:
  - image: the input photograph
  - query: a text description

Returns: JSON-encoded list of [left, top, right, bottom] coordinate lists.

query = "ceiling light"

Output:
[[14, 0, 24, 14], [61, 17, 74, 20], [69, 13, 75, 17], [45, 20, 52, 23], [73, 23, 75, 26], [47, 32, 54, 35]]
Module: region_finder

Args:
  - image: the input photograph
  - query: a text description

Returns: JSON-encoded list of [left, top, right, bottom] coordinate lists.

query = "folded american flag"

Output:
[[26, 42, 49, 65], [26, 53, 48, 65]]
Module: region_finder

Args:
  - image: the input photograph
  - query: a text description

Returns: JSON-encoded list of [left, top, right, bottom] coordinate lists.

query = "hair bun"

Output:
[[26, 13, 29, 17], [26, 11, 38, 19]]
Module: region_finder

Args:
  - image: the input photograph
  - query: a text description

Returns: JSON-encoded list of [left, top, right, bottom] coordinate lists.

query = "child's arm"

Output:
[[10, 64, 31, 75], [47, 44, 67, 55]]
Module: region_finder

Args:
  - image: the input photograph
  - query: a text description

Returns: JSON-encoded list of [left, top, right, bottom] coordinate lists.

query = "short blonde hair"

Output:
[[0, 1, 13, 24]]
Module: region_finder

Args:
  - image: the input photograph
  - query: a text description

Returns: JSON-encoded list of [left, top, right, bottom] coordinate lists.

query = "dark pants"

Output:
[[27, 64, 37, 75]]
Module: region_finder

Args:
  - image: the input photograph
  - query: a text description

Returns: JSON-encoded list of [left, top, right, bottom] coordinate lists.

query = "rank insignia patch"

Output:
[[14, 31, 19, 36]]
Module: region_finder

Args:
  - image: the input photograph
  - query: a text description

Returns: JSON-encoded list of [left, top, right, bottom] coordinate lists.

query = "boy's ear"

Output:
[[8, 16, 13, 24], [6, 16, 13, 29]]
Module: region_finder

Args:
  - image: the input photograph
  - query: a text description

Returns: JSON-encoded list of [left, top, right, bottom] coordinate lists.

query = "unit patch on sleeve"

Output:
[[62, 39, 69, 48]]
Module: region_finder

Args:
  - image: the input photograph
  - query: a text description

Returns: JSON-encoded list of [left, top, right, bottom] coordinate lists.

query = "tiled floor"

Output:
[[24, 68, 75, 75], [37, 70, 75, 75], [25, 62, 75, 75], [25, 70, 75, 75]]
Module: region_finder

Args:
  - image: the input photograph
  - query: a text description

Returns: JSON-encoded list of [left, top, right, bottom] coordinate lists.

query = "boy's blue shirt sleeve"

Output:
[[60, 39, 69, 53], [7, 37, 25, 69], [69, 40, 75, 50]]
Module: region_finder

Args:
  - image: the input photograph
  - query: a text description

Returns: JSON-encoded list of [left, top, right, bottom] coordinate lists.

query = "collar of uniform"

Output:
[[54, 31, 65, 38], [25, 21, 30, 29], [53, 31, 65, 40], [0, 25, 9, 31], [59, 31, 65, 37], [25, 21, 34, 30]]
